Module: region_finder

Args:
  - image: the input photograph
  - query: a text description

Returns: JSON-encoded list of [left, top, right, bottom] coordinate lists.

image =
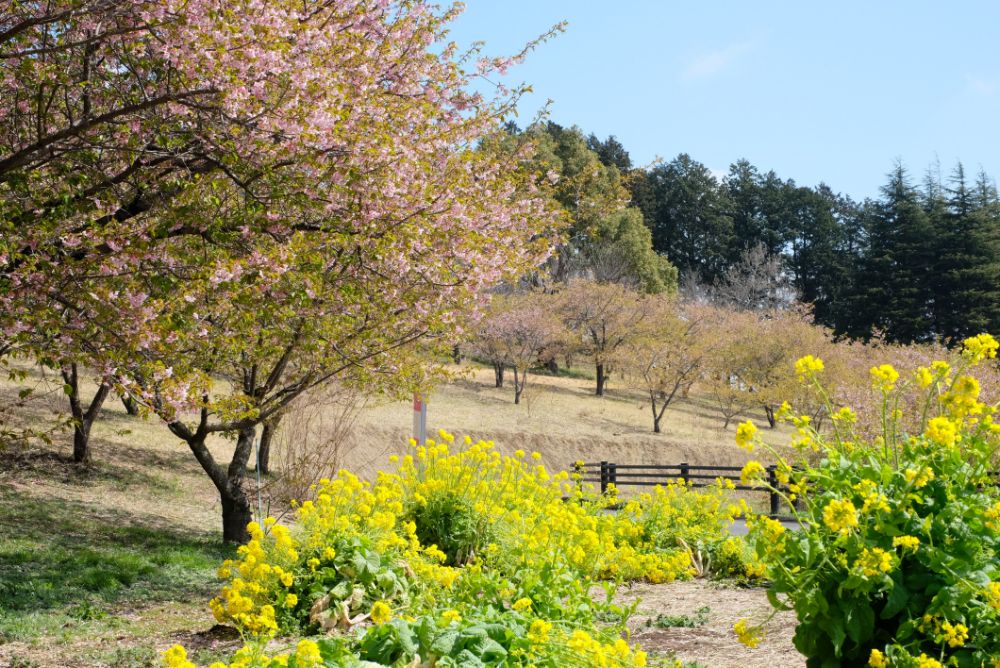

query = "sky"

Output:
[[447, 1, 1000, 201]]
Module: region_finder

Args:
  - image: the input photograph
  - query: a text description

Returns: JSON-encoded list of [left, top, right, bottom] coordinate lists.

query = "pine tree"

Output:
[[855, 164, 936, 343]]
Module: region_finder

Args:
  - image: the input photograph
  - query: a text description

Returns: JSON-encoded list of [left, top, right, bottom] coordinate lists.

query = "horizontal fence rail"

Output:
[[573, 460, 793, 518]]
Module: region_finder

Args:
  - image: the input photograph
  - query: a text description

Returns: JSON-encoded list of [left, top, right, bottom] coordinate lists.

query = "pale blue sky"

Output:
[[448, 1, 1000, 200]]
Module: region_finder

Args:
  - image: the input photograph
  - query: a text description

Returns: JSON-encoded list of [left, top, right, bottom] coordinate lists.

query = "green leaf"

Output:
[[881, 580, 909, 619]]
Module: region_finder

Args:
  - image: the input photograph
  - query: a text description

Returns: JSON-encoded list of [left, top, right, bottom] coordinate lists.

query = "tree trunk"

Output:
[[121, 393, 139, 416], [765, 405, 776, 428], [596, 364, 606, 396], [221, 490, 254, 544], [494, 363, 505, 388], [650, 391, 662, 433], [513, 367, 523, 405], [546, 358, 559, 375], [171, 420, 257, 544], [452, 344, 463, 365], [61, 363, 111, 464], [257, 415, 281, 475]]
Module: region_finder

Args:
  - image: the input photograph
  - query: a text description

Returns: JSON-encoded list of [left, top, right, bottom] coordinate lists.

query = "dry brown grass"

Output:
[[345, 362, 792, 480]]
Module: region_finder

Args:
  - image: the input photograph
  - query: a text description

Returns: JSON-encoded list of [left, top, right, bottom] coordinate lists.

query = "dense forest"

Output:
[[520, 121, 1000, 345]]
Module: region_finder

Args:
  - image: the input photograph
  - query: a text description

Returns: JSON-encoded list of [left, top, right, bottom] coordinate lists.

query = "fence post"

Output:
[[600, 460, 608, 495], [679, 461, 690, 486], [768, 464, 780, 517], [608, 462, 617, 491], [573, 461, 583, 494]]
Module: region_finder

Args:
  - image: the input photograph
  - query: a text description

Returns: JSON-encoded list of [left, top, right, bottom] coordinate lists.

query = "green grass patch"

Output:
[[0, 486, 232, 642]]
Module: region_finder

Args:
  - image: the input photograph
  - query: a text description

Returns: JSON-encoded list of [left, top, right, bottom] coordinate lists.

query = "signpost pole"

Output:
[[412, 393, 427, 444]]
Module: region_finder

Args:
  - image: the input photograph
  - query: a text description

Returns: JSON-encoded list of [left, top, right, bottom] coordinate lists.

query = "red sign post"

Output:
[[412, 393, 427, 444]]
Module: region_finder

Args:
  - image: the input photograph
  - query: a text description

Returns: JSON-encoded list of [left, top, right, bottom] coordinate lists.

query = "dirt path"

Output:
[[616, 580, 803, 668]]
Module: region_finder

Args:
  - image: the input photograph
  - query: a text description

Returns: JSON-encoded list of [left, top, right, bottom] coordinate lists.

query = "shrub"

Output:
[[739, 334, 1000, 667]]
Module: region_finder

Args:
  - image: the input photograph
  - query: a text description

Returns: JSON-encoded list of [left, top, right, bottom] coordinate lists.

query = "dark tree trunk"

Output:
[[494, 363, 505, 388], [121, 393, 139, 416], [257, 415, 281, 475], [171, 418, 257, 544], [765, 405, 776, 428], [513, 367, 523, 405], [596, 364, 606, 396], [650, 391, 663, 433], [61, 363, 111, 464], [546, 358, 559, 374], [452, 344, 463, 365], [221, 490, 254, 544]]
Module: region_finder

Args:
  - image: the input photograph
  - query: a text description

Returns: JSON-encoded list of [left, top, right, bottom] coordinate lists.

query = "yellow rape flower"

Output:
[[962, 332, 999, 363], [795, 355, 824, 379], [916, 655, 942, 668], [925, 416, 958, 447], [370, 601, 392, 624], [528, 618, 552, 644], [822, 498, 858, 534], [855, 547, 893, 577], [939, 620, 968, 648], [440, 609, 462, 624], [512, 597, 533, 611], [735, 420, 757, 452], [740, 460, 766, 486], [733, 618, 761, 648], [868, 649, 889, 668], [915, 366, 934, 389], [294, 639, 323, 668], [870, 364, 899, 392], [161, 645, 196, 668], [892, 535, 919, 553]]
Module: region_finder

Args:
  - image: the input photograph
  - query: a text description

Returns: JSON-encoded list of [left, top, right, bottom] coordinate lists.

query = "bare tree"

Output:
[[712, 244, 797, 312]]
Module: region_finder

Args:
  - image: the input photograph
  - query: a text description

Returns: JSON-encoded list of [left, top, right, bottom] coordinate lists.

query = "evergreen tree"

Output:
[[783, 184, 852, 327], [586, 133, 633, 172], [852, 165, 936, 342], [638, 154, 734, 284]]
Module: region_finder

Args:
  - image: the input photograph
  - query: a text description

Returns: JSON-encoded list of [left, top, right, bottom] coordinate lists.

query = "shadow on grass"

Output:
[[0, 447, 184, 495], [0, 485, 233, 626]]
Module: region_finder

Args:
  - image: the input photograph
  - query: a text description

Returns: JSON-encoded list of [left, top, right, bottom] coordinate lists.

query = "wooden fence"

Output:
[[572, 461, 793, 517]]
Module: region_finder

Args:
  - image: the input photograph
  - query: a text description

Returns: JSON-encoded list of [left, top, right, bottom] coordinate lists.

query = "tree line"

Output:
[[549, 123, 1000, 344]]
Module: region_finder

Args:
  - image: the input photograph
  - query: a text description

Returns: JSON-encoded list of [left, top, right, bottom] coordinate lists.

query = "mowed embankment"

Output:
[[344, 363, 791, 480]]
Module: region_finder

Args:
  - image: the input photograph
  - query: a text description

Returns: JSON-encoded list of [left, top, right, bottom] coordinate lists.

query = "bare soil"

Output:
[[616, 580, 802, 667]]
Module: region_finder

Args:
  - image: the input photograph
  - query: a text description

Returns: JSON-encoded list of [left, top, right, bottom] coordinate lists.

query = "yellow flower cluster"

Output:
[[735, 420, 757, 451], [924, 416, 958, 447], [962, 332, 999, 363], [733, 618, 761, 648], [795, 354, 824, 379], [370, 601, 392, 624], [210, 521, 298, 636], [868, 649, 889, 667], [740, 460, 766, 486], [870, 364, 900, 392], [822, 498, 858, 535], [854, 547, 894, 577], [939, 620, 968, 648], [564, 629, 647, 667], [162, 646, 196, 668]]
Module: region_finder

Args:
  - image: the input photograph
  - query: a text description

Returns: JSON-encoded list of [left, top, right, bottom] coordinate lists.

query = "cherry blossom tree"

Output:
[[558, 279, 656, 396], [621, 301, 717, 433], [472, 292, 565, 404], [1, 0, 562, 541]]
